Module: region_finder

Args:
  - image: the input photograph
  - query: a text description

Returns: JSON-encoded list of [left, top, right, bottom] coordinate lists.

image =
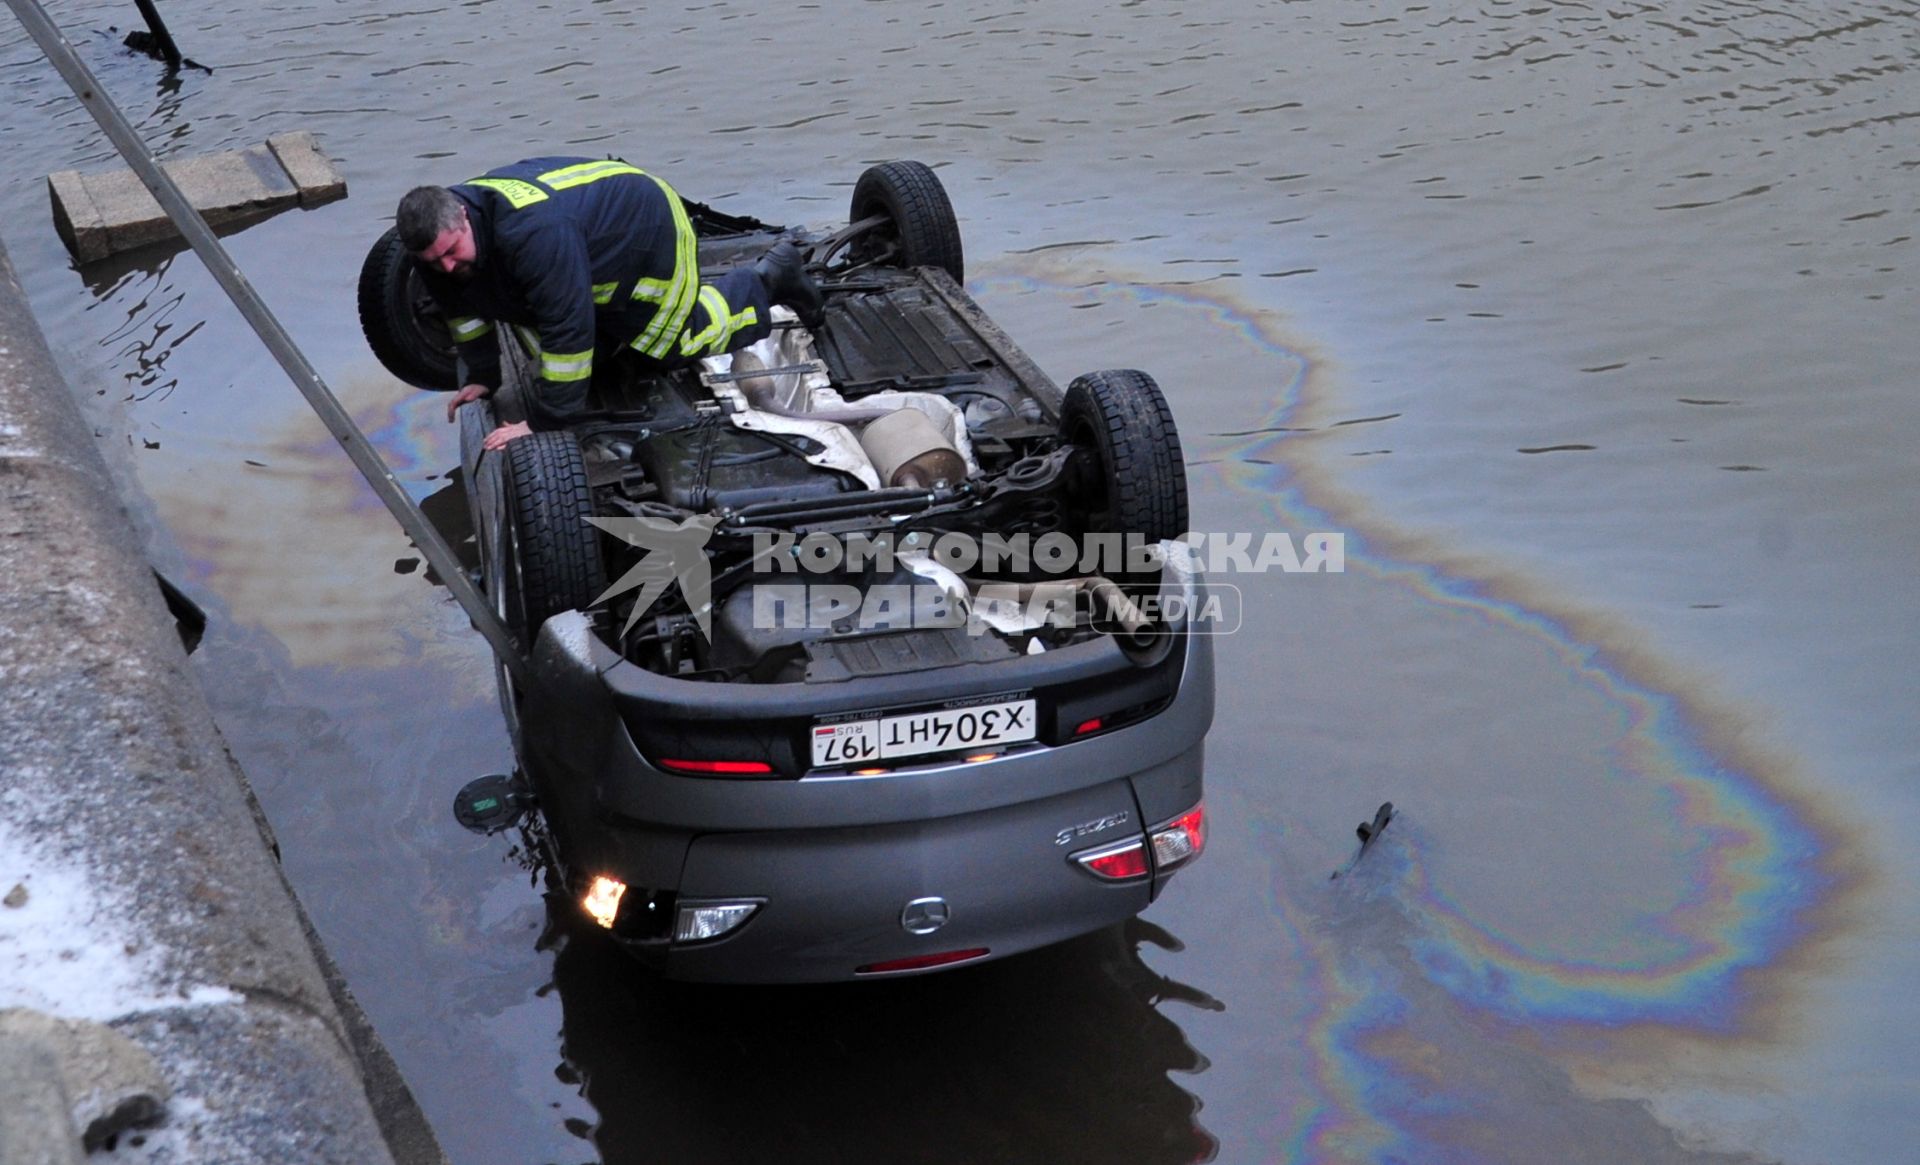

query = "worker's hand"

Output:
[[481, 421, 533, 452], [446, 382, 492, 423]]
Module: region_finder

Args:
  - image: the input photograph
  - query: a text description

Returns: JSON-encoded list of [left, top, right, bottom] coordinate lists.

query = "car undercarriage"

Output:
[[362, 160, 1214, 981]]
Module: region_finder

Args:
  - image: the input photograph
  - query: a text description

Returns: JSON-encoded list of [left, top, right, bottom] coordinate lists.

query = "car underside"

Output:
[[363, 160, 1214, 981]]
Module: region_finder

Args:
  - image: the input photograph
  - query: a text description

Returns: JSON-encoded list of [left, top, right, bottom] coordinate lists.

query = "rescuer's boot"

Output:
[[753, 239, 825, 329]]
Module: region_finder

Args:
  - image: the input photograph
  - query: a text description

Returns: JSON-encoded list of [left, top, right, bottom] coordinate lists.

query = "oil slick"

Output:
[[976, 257, 1866, 1162]]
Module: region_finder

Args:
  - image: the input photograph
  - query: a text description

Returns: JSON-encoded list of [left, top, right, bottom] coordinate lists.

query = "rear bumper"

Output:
[[517, 564, 1213, 982], [648, 764, 1197, 983]]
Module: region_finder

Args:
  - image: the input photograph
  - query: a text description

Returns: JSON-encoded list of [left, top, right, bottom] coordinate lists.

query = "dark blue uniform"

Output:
[[420, 157, 770, 429]]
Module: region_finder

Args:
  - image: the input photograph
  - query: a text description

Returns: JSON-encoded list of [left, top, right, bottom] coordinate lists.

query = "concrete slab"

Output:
[[47, 133, 347, 263], [268, 131, 347, 206]]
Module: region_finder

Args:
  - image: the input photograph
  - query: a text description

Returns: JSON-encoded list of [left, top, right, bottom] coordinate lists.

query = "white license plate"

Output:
[[812, 698, 1037, 767]]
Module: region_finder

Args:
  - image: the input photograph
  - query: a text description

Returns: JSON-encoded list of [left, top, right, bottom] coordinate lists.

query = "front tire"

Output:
[[357, 226, 499, 391]]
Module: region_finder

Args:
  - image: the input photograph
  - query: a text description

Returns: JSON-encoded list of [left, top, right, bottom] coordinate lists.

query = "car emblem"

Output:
[[901, 897, 951, 935]]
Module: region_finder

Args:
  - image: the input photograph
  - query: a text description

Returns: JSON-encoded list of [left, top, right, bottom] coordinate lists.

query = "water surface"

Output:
[[1, 1, 1913, 1161]]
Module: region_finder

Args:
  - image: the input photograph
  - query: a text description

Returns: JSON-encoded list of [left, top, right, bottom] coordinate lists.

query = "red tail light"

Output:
[[1072, 837, 1150, 881], [856, 948, 991, 974], [657, 758, 776, 776]]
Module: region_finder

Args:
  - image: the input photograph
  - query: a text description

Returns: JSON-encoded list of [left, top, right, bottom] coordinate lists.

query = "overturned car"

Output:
[[359, 161, 1213, 982]]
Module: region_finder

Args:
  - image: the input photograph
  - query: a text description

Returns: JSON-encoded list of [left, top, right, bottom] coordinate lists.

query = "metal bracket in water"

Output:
[[124, 1, 206, 73], [1330, 801, 1395, 881], [5, 0, 528, 687]]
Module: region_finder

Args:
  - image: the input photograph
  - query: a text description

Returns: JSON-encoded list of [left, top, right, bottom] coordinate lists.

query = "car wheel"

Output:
[[1060, 369, 1190, 551], [501, 430, 607, 639], [848, 160, 964, 282], [356, 226, 499, 391]]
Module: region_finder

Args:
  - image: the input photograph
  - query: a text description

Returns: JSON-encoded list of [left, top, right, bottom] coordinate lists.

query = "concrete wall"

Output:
[[0, 237, 441, 1164]]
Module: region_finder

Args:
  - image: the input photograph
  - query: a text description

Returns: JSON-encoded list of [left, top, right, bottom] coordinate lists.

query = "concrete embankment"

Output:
[[0, 237, 444, 1163]]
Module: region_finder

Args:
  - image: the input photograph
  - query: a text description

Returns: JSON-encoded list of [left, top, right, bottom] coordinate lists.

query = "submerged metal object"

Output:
[[1331, 801, 1395, 880]]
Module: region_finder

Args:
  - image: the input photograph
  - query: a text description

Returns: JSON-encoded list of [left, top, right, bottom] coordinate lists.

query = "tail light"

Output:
[[856, 948, 991, 974], [1062, 696, 1172, 742], [1072, 837, 1151, 881], [656, 758, 777, 777], [1149, 803, 1206, 871], [1070, 803, 1206, 882]]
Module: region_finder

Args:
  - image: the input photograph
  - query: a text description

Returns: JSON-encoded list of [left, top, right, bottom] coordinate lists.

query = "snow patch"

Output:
[[0, 819, 234, 1021]]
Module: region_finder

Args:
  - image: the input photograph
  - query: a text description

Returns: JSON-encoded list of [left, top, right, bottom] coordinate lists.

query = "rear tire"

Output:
[[1060, 369, 1190, 550], [501, 431, 606, 639], [357, 226, 499, 391], [849, 161, 964, 282]]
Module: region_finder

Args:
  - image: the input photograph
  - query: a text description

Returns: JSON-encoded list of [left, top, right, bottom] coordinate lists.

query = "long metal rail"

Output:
[[5, 0, 529, 684]]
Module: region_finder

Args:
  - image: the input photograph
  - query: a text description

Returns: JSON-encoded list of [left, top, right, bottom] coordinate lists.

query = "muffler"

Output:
[[858, 407, 967, 488]]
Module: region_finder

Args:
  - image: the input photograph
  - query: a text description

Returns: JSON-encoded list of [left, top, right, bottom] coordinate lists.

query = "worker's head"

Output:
[[397, 186, 475, 278]]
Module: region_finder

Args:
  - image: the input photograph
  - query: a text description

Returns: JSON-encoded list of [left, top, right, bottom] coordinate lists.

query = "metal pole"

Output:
[[5, 0, 529, 685], [131, 0, 181, 71]]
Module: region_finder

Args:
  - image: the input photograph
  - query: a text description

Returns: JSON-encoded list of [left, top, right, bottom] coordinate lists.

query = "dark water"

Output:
[[2, 1, 1915, 1161]]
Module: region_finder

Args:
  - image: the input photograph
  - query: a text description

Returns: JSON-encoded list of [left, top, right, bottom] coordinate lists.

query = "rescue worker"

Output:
[[396, 156, 824, 450]]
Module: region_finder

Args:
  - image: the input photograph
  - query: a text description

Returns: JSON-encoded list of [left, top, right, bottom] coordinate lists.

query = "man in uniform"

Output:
[[396, 157, 822, 450]]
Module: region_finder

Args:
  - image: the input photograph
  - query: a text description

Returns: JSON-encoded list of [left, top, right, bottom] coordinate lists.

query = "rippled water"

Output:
[[2, 1, 1914, 1161]]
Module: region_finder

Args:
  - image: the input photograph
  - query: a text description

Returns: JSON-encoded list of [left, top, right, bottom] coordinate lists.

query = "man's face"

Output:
[[416, 211, 476, 279]]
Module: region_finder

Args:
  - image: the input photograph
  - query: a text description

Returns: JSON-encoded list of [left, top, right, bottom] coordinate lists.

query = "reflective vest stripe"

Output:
[[448, 316, 494, 343], [465, 177, 548, 209], [630, 276, 673, 304], [538, 160, 646, 190], [676, 286, 730, 357], [591, 281, 619, 305], [679, 289, 760, 358], [541, 348, 594, 383], [631, 177, 698, 359]]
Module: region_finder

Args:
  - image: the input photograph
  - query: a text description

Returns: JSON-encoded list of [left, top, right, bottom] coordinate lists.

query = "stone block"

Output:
[[47, 132, 348, 264], [268, 130, 348, 206]]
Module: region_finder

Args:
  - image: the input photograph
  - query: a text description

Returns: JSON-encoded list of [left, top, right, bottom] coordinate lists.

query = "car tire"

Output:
[[501, 430, 607, 639], [1061, 369, 1190, 550], [849, 160, 964, 282], [356, 226, 499, 391]]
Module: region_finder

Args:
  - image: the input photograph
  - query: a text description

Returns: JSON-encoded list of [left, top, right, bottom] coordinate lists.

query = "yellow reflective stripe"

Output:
[[679, 290, 759, 358], [630, 276, 673, 304], [513, 325, 541, 358], [538, 160, 645, 190], [541, 349, 594, 383], [677, 286, 730, 357], [710, 304, 758, 353], [447, 316, 494, 342], [466, 177, 548, 209], [592, 281, 619, 305], [632, 177, 698, 359]]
